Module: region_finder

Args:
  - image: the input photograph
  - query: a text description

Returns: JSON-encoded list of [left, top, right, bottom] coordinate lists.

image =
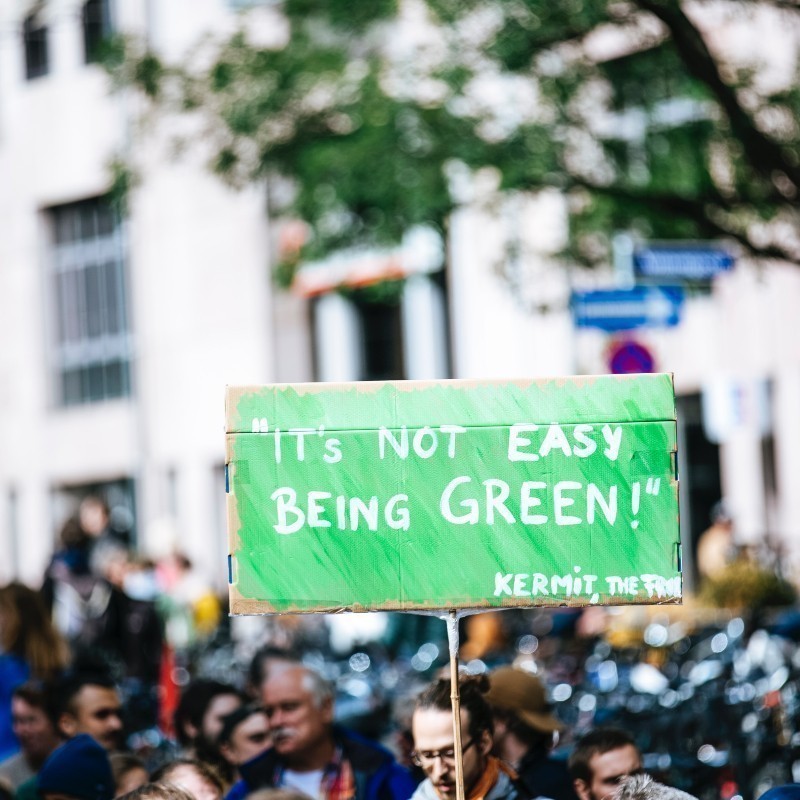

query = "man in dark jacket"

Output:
[[486, 667, 578, 800], [226, 664, 416, 800]]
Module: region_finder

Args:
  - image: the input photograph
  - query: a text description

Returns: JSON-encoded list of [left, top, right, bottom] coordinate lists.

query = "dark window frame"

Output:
[[23, 8, 49, 80], [82, 0, 113, 64], [352, 292, 406, 381]]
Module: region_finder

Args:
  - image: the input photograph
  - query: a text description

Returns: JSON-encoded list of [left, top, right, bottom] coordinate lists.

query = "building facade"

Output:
[[0, 0, 281, 583], [0, 0, 798, 592]]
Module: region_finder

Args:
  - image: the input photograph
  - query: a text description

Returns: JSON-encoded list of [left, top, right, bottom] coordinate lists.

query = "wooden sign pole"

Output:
[[447, 609, 466, 800]]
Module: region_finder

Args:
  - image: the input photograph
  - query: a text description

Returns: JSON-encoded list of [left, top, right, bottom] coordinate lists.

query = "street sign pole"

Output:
[[613, 232, 635, 288]]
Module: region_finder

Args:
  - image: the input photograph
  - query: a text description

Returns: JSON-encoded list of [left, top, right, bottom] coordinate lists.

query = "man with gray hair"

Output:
[[614, 774, 697, 800], [226, 664, 417, 800]]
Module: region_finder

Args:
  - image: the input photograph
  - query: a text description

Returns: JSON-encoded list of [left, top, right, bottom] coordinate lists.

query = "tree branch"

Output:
[[731, 0, 800, 12], [636, 0, 800, 189], [560, 177, 800, 263]]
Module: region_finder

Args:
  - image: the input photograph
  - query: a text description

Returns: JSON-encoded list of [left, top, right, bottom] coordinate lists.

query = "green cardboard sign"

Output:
[[226, 375, 680, 614]]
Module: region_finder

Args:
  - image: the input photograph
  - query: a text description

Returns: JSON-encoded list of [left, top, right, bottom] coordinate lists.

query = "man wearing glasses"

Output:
[[410, 676, 529, 800]]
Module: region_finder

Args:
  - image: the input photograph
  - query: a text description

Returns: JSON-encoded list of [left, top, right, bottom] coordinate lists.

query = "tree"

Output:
[[107, 0, 800, 282]]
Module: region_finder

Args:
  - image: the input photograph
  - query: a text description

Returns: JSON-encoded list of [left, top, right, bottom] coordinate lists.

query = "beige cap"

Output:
[[486, 666, 564, 733]]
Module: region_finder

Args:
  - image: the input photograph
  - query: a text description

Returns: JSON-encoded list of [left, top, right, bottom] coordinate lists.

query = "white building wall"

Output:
[[1, 0, 799, 591], [401, 276, 448, 381], [314, 294, 361, 383], [449, 205, 538, 379], [0, 0, 303, 586]]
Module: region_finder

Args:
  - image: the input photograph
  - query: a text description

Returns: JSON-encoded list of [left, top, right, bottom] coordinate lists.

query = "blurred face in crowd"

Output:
[[202, 694, 243, 744], [220, 711, 271, 766], [12, 697, 60, 766], [261, 667, 333, 764], [574, 745, 643, 800], [164, 764, 222, 800], [411, 708, 492, 800], [116, 765, 149, 796], [79, 497, 109, 537], [60, 685, 123, 751]]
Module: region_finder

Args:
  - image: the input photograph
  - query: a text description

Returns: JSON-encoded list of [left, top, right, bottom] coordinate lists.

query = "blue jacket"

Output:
[[0, 655, 30, 760], [226, 727, 418, 800]]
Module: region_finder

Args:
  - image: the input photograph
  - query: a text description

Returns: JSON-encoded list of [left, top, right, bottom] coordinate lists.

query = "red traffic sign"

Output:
[[608, 338, 655, 374]]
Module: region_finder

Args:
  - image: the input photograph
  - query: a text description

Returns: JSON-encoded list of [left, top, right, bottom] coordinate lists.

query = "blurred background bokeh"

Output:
[[1, 0, 798, 599]]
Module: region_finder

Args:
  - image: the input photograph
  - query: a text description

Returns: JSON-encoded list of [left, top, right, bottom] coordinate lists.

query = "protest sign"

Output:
[[225, 374, 680, 614]]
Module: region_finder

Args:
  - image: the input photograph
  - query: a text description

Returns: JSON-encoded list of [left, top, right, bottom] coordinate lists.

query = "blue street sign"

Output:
[[633, 246, 734, 281], [571, 286, 684, 332]]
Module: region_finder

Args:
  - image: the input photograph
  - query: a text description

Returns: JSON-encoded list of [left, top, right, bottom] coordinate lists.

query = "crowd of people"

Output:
[[2, 640, 800, 800], [0, 498, 798, 800], [0, 639, 714, 800]]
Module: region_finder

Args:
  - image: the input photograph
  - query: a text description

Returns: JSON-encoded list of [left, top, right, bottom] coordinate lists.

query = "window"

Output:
[[23, 8, 48, 79], [83, 0, 112, 64], [352, 292, 405, 381], [49, 197, 132, 406], [310, 284, 410, 382]]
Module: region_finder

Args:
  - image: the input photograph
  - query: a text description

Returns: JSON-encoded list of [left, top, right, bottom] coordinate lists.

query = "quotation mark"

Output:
[[631, 477, 661, 529]]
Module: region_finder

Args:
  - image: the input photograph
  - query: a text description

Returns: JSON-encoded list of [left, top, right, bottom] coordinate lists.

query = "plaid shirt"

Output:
[[231, 727, 418, 800], [274, 746, 357, 800]]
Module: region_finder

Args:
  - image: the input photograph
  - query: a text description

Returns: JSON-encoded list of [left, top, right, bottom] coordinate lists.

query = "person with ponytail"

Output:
[[410, 675, 531, 800]]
